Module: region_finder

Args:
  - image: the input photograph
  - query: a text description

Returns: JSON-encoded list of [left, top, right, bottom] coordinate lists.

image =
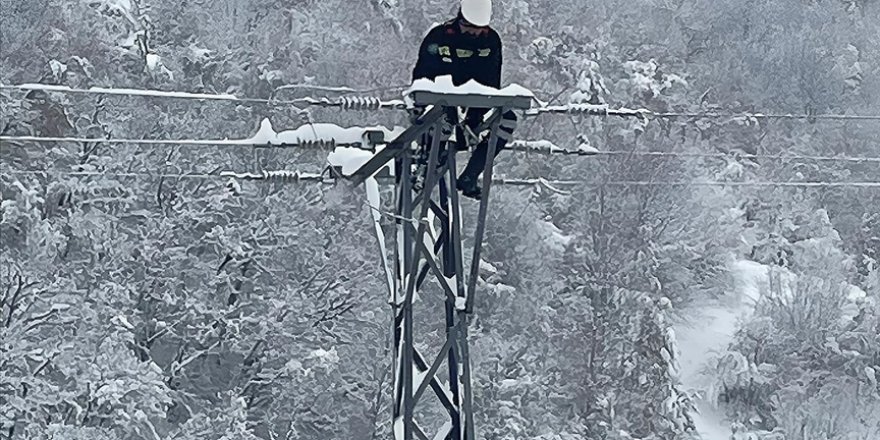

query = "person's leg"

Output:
[[457, 110, 517, 199]]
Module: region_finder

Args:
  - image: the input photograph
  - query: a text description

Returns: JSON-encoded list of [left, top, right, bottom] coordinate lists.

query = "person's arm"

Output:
[[412, 27, 441, 82], [466, 33, 503, 128], [487, 32, 502, 89]]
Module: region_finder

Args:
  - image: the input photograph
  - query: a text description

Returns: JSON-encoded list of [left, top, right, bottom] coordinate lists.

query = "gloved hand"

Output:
[[408, 105, 426, 124]]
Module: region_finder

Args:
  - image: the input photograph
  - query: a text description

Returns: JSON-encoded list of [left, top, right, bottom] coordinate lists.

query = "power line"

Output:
[[273, 83, 410, 95], [5, 135, 880, 165], [2, 168, 330, 183], [508, 141, 880, 163], [6, 83, 880, 122], [0, 135, 367, 149], [495, 177, 880, 189], [0, 83, 407, 110], [524, 103, 880, 121], [5, 168, 880, 189]]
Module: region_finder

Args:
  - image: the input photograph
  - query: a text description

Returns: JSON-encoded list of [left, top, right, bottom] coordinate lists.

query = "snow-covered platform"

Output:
[[406, 76, 534, 110], [349, 78, 535, 184]]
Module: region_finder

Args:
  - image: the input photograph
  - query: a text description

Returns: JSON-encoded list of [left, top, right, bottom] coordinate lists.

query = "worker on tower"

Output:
[[411, 0, 518, 200]]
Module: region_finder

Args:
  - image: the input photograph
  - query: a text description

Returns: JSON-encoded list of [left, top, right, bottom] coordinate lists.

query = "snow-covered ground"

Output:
[[675, 260, 769, 440]]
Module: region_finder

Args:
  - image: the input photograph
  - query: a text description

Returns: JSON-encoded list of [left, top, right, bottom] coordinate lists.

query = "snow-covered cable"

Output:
[[524, 104, 880, 121], [509, 140, 880, 163], [219, 170, 327, 182], [595, 150, 880, 163], [4, 168, 331, 184], [273, 83, 410, 95], [4, 168, 231, 181], [299, 96, 407, 111], [494, 178, 880, 188], [0, 135, 364, 149], [6, 169, 880, 189], [1, 83, 263, 104], [7, 134, 879, 165], [9, 83, 880, 121], [0, 83, 407, 111], [1, 135, 253, 147]]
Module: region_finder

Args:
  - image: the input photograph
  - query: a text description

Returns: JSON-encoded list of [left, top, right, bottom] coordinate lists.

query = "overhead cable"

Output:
[[6, 83, 880, 122], [0, 135, 367, 149], [508, 140, 880, 163], [5, 169, 880, 189], [0, 83, 407, 111], [5, 135, 879, 165], [3, 168, 330, 183], [524, 103, 880, 121], [494, 177, 880, 189]]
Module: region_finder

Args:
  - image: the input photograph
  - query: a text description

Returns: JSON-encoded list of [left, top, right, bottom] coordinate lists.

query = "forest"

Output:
[[1, 0, 879, 439]]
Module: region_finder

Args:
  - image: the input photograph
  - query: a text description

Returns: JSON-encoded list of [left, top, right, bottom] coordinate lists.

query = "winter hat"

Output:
[[460, 0, 492, 26]]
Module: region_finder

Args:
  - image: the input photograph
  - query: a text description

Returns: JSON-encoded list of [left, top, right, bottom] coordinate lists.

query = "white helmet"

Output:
[[460, 0, 492, 26]]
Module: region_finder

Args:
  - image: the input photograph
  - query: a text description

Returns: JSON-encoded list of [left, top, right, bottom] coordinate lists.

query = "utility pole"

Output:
[[350, 91, 531, 440]]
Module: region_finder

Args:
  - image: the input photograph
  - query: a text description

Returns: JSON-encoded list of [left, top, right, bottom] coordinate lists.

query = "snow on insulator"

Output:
[[509, 140, 564, 154], [220, 170, 326, 183], [509, 139, 599, 156], [567, 103, 611, 115], [262, 170, 304, 182], [298, 96, 406, 111], [338, 96, 382, 110], [293, 138, 338, 149], [525, 103, 654, 118]]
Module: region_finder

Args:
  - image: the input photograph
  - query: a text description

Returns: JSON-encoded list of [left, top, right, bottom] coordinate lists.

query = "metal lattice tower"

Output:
[[350, 91, 531, 440]]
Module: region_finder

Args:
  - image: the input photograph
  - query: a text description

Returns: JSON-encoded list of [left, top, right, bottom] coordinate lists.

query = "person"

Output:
[[411, 0, 518, 200]]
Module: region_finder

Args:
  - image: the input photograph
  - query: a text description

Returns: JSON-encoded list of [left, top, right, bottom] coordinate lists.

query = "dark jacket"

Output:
[[412, 18, 502, 88], [412, 17, 503, 124]]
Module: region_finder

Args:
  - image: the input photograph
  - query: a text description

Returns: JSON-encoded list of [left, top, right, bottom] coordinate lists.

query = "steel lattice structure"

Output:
[[350, 91, 531, 440]]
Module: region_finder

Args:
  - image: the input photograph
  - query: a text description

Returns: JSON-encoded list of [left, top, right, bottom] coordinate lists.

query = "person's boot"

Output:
[[456, 176, 482, 200]]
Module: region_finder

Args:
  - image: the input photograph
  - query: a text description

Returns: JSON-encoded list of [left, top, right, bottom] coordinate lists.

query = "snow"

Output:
[[500, 378, 519, 388], [841, 284, 869, 324], [394, 417, 404, 440], [95, 0, 136, 24], [577, 142, 600, 155], [865, 366, 878, 388], [479, 259, 498, 274], [406, 75, 534, 98], [326, 146, 375, 173], [10, 83, 239, 101], [252, 118, 404, 150], [188, 43, 213, 61], [366, 177, 394, 301], [120, 31, 138, 48], [308, 347, 340, 368], [433, 421, 453, 440], [145, 53, 160, 70], [534, 219, 572, 251], [49, 60, 67, 79], [325, 140, 397, 301], [413, 369, 428, 390], [525, 103, 652, 118], [675, 259, 769, 440], [111, 315, 135, 330], [510, 140, 563, 154], [258, 120, 367, 146], [144, 54, 174, 80]]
